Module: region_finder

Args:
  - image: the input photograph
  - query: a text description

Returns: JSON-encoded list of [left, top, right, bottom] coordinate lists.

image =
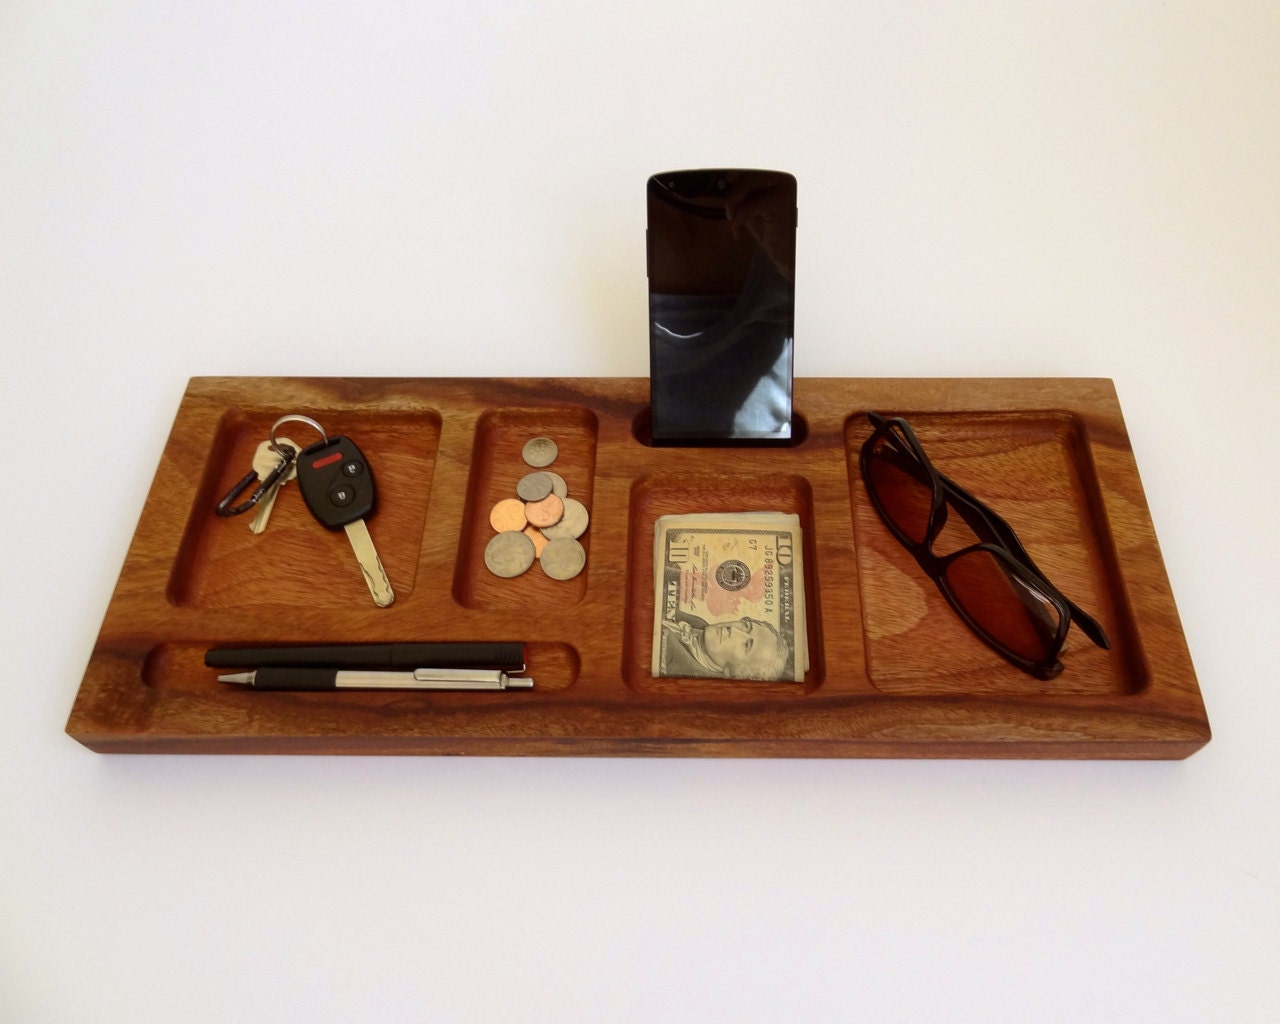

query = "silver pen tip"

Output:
[[506, 677, 535, 689], [218, 672, 254, 685]]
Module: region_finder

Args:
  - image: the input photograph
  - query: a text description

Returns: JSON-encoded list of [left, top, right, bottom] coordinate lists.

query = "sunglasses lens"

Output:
[[944, 549, 1063, 664], [866, 433, 934, 544]]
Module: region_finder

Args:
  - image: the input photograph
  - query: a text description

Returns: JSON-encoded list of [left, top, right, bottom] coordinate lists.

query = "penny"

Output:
[[522, 436, 558, 468], [540, 537, 586, 580], [516, 471, 554, 502], [541, 496, 589, 540], [525, 492, 564, 528], [489, 497, 528, 533], [523, 524, 548, 558], [484, 530, 535, 578]]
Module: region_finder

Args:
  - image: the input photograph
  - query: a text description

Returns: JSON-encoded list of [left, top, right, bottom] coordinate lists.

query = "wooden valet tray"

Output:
[[66, 377, 1209, 758]]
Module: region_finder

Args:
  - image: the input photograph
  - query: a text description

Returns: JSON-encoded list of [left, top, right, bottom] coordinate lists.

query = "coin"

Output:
[[484, 530, 536, 578], [540, 537, 586, 580], [489, 497, 528, 532], [516, 471, 554, 502], [544, 471, 568, 499], [523, 524, 548, 558], [525, 492, 564, 528], [541, 496, 589, 540], [522, 436, 558, 468]]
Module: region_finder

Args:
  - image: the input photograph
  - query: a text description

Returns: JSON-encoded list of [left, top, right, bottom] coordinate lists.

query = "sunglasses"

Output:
[[860, 412, 1110, 680]]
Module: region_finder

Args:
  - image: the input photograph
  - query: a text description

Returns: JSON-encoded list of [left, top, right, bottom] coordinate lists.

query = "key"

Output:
[[248, 438, 298, 534], [295, 435, 395, 607]]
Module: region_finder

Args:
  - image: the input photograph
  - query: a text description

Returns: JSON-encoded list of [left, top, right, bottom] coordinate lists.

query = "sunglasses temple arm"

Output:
[[942, 474, 1111, 651], [1066, 600, 1110, 650]]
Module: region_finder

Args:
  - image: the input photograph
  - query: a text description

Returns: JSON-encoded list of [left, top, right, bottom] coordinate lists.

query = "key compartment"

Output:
[[69, 376, 1208, 758], [168, 406, 441, 609]]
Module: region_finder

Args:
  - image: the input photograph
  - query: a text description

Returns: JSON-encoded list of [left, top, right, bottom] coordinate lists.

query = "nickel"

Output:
[[516, 471, 554, 502]]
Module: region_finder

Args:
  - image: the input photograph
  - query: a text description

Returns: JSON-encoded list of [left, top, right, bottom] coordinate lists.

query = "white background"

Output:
[[2, 3, 1277, 1021]]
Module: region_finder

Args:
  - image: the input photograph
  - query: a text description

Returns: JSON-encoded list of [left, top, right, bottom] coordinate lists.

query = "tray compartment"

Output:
[[452, 406, 598, 609], [622, 470, 823, 697], [143, 640, 579, 697], [845, 410, 1138, 696], [168, 407, 441, 609]]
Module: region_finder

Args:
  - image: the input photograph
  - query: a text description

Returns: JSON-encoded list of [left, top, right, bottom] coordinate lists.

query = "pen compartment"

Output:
[[141, 641, 580, 698]]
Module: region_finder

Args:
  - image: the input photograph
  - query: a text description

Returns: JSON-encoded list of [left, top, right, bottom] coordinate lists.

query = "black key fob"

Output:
[[295, 435, 376, 529]]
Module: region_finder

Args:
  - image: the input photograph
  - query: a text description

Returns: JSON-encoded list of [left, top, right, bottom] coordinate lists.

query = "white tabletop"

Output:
[[3, 3, 1277, 1021]]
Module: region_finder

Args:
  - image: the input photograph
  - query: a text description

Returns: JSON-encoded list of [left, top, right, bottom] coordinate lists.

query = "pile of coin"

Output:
[[483, 436, 590, 580]]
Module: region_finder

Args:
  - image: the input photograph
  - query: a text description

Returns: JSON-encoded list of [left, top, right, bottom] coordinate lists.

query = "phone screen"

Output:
[[647, 169, 797, 444]]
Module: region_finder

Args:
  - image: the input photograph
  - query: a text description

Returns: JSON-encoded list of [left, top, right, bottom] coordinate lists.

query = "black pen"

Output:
[[218, 667, 535, 691], [205, 642, 524, 671]]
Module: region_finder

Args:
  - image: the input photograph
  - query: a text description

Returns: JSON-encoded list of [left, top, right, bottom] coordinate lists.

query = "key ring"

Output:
[[270, 414, 327, 454]]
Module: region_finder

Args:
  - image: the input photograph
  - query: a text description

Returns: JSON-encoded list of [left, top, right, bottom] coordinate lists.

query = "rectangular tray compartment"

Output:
[[452, 405, 598, 609], [623, 471, 824, 699], [847, 410, 1137, 697], [67, 376, 1210, 758], [169, 406, 442, 609]]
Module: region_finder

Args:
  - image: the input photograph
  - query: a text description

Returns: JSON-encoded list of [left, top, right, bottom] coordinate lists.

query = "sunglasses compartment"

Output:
[[848, 410, 1140, 697]]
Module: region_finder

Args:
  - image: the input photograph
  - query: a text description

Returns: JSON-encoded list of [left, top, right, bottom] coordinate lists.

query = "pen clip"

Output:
[[409, 668, 535, 689]]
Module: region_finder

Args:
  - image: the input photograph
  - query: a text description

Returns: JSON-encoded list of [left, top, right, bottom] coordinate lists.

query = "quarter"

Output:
[[541, 497, 589, 540], [540, 537, 586, 580], [484, 530, 536, 578]]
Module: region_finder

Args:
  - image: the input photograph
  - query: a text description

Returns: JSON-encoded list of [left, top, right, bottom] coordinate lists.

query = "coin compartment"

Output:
[[452, 406, 598, 610], [168, 407, 441, 610]]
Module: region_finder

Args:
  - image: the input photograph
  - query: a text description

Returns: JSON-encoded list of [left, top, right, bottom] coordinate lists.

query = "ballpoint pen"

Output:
[[218, 667, 535, 691]]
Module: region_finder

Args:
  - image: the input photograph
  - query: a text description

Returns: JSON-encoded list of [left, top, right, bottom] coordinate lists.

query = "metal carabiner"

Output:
[[214, 446, 298, 517]]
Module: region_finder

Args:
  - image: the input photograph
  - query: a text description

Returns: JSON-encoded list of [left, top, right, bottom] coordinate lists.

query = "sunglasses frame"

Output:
[[860, 412, 1109, 680]]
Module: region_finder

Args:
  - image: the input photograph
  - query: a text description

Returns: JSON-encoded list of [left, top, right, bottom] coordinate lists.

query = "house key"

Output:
[[294, 433, 395, 608], [248, 438, 298, 534]]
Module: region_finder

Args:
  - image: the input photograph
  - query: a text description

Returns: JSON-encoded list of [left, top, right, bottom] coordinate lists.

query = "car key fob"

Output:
[[296, 435, 377, 529]]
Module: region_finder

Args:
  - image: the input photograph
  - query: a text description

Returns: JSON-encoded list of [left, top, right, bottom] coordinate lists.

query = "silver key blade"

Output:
[[247, 437, 298, 534], [344, 518, 394, 607], [248, 479, 284, 534]]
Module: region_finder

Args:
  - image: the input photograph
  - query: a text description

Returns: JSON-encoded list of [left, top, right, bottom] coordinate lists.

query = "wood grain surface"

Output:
[[65, 377, 1210, 757]]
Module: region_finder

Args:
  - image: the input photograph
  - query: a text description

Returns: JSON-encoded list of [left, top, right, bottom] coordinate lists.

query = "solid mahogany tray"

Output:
[[66, 377, 1210, 758]]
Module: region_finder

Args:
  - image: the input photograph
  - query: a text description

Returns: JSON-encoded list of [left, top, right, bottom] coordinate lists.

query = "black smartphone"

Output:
[[647, 168, 797, 444]]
